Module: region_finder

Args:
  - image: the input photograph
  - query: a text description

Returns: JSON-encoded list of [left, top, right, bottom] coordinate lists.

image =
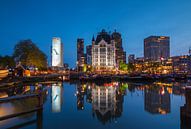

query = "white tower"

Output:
[[51, 37, 63, 67]]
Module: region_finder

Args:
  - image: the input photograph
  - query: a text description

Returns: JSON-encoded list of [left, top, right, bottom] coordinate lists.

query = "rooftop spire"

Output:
[[92, 35, 95, 41]]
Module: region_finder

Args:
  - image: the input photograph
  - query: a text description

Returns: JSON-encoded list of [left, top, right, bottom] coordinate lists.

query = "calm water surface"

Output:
[[0, 81, 190, 129]]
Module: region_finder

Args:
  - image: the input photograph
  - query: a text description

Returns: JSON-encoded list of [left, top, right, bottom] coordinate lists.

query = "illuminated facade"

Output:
[[171, 55, 191, 74], [144, 36, 170, 61], [51, 37, 63, 67], [92, 30, 116, 70]]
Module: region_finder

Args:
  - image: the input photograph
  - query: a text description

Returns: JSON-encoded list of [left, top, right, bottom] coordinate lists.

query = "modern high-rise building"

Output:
[[77, 38, 85, 70], [51, 37, 63, 67], [128, 54, 135, 64], [112, 31, 126, 66], [144, 36, 170, 61], [92, 29, 116, 70], [86, 45, 92, 65]]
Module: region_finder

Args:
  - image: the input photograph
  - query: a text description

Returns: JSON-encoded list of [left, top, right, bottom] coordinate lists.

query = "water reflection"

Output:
[[0, 81, 190, 129], [75, 81, 187, 125], [180, 87, 191, 129], [76, 82, 126, 124], [0, 84, 47, 129], [92, 83, 125, 124], [144, 86, 170, 114], [76, 84, 85, 110], [51, 83, 63, 113]]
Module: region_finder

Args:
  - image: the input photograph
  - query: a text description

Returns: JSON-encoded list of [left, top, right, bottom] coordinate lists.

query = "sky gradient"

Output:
[[0, 0, 191, 67]]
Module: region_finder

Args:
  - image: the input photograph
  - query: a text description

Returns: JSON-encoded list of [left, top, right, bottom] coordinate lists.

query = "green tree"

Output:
[[119, 61, 128, 71], [13, 40, 47, 70], [0, 55, 15, 68], [127, 63, 135, 73]]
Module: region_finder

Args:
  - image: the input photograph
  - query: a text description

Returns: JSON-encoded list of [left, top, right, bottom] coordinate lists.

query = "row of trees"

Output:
[[0, 40, 47, 70]]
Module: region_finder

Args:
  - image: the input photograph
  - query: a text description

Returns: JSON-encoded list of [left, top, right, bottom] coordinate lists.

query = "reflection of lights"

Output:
[[24, 86, 31, 92], [160, 88, 165, 95], [167, 87, 172, 94], [0, 92, 8, 98], [52, 84, 62, 113], [154, 82, 173, 87], [158, 108, 167, 114]]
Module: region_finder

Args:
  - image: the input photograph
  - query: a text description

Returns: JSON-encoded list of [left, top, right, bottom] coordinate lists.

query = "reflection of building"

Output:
[[92, 84, 124, 124], [51, 83, 63, 113], [92, 30, 116, 70], [51, 37, 63, 67], [180, 87, 191, 129], [144, 87, 170, 114], [76, 84, 85, 110], [144, 36, 170, 61], [77, 38, 85, 71]]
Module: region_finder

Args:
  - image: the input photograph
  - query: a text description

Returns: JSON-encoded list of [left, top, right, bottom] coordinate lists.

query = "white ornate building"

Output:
[[92, 30, 116, 71]]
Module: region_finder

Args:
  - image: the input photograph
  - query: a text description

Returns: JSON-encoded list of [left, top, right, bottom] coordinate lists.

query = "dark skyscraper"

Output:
[[77, 38, 85, 70], [128, 54, 135, 64], [112, 31, 126, 66], [86, 45, 92, 65], [144, 36, 170, 61]]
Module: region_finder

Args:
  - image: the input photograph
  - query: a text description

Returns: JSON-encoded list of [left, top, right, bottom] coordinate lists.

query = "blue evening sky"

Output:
[[0, 0, 191, 67]]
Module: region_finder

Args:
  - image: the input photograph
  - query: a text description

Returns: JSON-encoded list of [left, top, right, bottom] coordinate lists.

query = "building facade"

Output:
[[171, 55, 191, 74], [92, 30, 116, 70], [144, 36, 170, 61], [128, 54, 135, 64], [51, 37, 63, 67], [86, 45, 92, 65], [111, 31, 126, 66], [77, 38, 85, 71]]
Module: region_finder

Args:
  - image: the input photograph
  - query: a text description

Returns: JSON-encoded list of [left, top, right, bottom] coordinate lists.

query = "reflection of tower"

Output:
[[92, 84, 124, 124], [77, 84, 85, 110], [180, 87, 191, 129], [144, 87, 170, 114], [51, 83, 63, 113], [86, 85, 92, 103]]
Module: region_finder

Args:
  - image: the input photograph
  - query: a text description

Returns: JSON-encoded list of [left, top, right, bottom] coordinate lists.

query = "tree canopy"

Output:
[[0, 55, 15, 68], [13, 39, 47, 69]]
